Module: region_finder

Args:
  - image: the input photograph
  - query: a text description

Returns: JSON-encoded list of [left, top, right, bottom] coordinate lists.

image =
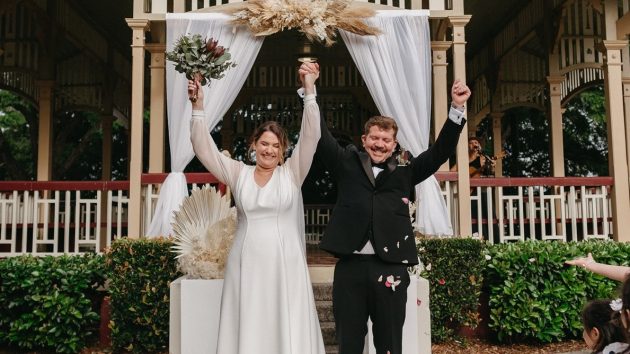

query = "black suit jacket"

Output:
[[317, 114, 465, 265]]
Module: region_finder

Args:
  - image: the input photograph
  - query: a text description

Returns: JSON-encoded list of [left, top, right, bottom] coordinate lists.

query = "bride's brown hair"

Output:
[[248, 121, 289, 165]]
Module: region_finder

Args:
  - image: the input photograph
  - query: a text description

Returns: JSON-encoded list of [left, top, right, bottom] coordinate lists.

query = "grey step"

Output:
[[313, 282, 333, 301], [316, 300, 335, 323], [320, 321, 337, 346]]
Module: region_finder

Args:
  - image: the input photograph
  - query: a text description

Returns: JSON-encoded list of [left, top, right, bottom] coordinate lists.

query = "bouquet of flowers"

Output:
[[166, 34, 236, 101]]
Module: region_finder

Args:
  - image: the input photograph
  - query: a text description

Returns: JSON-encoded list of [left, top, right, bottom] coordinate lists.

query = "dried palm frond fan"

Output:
[[171, 186, 236, 279]]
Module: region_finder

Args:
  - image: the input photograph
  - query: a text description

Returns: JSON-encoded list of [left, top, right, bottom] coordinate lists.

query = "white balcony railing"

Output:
[[0, 174, 615, 257]]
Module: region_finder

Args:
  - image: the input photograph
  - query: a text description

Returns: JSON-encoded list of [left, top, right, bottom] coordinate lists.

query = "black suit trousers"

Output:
[[333, 255, 410, 354]]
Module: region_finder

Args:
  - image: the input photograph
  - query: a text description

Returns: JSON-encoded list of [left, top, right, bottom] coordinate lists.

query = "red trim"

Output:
[[0, 175, 613, 191], [0, 181, 130, 191], [140, 172, 222, 184], [0, 173, 225, 192], [435, 172, 458, 181], [470, 176, 613, 187]]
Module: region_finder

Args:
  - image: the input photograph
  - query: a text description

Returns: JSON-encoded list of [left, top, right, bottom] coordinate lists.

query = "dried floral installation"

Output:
[[171, 186, 237, 279], [230, 0, 380, 46]]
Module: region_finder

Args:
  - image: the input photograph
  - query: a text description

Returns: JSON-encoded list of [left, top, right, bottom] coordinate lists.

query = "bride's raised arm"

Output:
[[189, 80, 242, 189], [287, 62, 321, 186]]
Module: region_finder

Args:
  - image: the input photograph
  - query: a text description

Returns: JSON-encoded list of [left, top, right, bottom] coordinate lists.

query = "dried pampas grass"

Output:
[[230, 0, 380, 46], [171, 186, 237, 279]]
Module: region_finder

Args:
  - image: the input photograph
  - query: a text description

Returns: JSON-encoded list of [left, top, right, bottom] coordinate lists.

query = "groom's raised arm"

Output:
[[410, 80, 470, 184]]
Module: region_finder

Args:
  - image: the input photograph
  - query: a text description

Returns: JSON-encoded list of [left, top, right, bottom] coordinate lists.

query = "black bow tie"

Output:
[[371, 161, 388, 169]]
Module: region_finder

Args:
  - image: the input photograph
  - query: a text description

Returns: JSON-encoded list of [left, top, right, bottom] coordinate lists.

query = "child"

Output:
[[582, 299, 629, 354]]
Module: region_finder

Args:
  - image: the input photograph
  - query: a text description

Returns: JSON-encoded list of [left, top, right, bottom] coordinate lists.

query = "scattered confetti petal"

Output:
[[378, 275, 383, 282], [402, 260, 408, 264], [485, 254, 492, 260], [438, 278, 446, 285], [397, 241, 400, 248], [426, 263, 432, 271], [383, 247, 388, 252], [404, 235, 409, 240]]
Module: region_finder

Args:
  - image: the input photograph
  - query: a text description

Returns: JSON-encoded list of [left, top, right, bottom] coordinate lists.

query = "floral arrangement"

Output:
[[230, 0, 380, 46], [166, 34, 236, 101], [171, 186, 236, 279]]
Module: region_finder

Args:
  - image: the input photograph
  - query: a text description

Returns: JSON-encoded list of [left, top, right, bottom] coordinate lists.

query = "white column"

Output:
[[547, 75, 565, 177], [601, 40, 630, 241], [490, 112, 503, 176], [432, 41, 451, 171], [147, 44, 166, 173], [36, 80, 54, 181], [126, 19, 150, 238], [449, 15, 472, 236]]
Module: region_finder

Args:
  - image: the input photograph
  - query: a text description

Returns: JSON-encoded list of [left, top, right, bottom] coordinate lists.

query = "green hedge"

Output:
[[0, 254, 106, 353], [416, 237, 486, 342], [105, 237, 181, 353], [2, 238, 627, 351], [484, 240, 630, 343]]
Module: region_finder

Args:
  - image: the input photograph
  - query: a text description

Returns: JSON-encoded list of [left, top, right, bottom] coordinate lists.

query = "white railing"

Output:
[[468, 176, 613, 243], [0, 174, 226, 257], [0, 182, 130, 256], [0, 175, 615, 256]]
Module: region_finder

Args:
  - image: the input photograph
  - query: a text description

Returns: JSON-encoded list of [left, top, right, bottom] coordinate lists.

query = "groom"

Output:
[[312, 68, 471, 353]]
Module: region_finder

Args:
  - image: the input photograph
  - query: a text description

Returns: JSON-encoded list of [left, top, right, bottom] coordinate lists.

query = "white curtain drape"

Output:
[[340, 10, 453, 236], [146, 13, 264, 237]]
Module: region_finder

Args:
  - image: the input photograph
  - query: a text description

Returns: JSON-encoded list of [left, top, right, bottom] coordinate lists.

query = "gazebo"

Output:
[[0, 0, 629, 256]]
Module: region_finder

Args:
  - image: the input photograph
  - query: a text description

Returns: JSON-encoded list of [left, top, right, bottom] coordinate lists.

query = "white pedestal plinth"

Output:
[[169, 277, 223, 354], [364, 276, 431, 354]]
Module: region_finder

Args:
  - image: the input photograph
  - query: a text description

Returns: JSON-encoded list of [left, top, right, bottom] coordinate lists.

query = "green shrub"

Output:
[[105, 237, 181, 353], [0, 254, 106, 353], [416, 237, 486, 342], [484, 240, 629, 343]]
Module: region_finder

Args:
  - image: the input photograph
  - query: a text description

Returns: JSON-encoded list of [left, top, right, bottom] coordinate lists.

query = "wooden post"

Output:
[[147, 44, 166, 174], [449, 15, 472, 236], [432, 41, 451, 172], [126, 19, 150, 238]]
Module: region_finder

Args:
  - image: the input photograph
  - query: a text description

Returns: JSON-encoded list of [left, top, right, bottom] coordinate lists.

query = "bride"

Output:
[[187, 62, 325, 354]]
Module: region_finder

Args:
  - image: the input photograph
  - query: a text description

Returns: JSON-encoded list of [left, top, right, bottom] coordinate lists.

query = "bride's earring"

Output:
[[247, 145, 256, 164]]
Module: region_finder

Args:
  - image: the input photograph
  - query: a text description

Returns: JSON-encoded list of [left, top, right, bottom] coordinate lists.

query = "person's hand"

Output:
[[188, 79, 204, 110], [451, 79, 471, 108], [298, 62, 319, 88], [565, 253, 595, 268]]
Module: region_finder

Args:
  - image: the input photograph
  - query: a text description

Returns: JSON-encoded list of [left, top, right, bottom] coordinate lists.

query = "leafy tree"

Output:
[[500, 106, 551, 177], [52, 110, 130, 180], [0, 90, 36, 180], [0, 89, 131, 181], [476, 85, 607, 177], [562, 86, 608, 176]]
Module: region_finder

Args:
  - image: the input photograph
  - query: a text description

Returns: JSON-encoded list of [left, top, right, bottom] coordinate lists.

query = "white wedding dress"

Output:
[[190, 94, 325, 354]]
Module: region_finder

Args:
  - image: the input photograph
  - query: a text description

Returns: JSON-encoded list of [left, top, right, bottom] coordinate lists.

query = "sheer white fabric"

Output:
[[340, 10, 453, 236], [146, 13, 264, 237], [190, 97, 325, 354]]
